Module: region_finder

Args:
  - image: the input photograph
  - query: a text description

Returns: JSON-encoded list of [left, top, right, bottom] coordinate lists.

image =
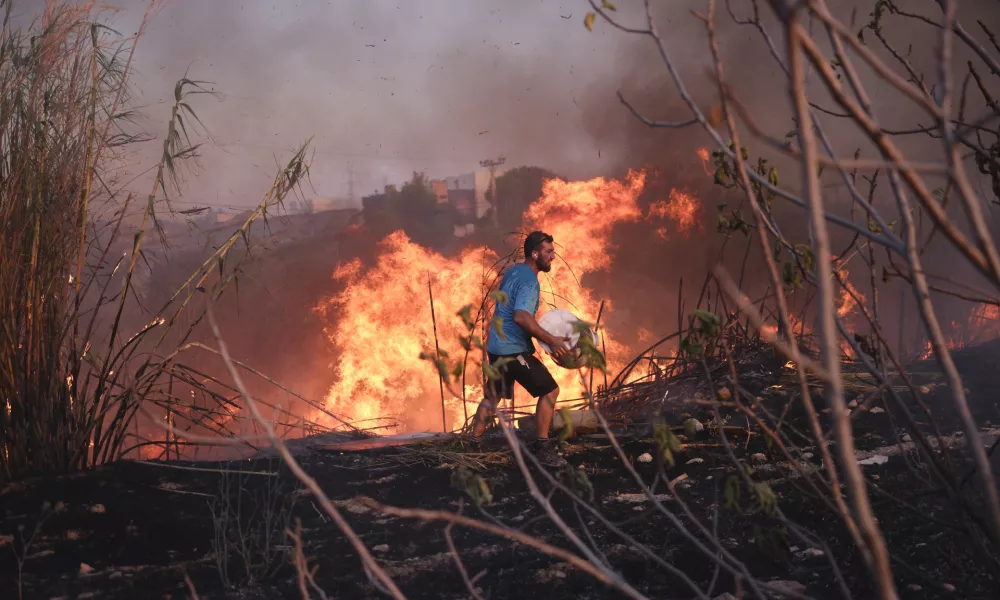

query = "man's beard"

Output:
[[538, 261, 552, 272]]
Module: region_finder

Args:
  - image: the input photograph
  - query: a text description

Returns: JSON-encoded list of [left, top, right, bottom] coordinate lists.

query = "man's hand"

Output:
[[512, 310, 573, 361], [546, 335, 572, 360]]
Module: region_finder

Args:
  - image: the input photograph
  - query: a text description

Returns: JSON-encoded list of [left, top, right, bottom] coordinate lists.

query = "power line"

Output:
[[214, 140, 476, 164], [480, 155, 506, 228]]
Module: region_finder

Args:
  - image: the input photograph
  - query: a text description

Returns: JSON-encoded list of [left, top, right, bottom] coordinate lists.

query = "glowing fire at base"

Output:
[[314, 170, 656, 433], [918, 302, 1000, 360]]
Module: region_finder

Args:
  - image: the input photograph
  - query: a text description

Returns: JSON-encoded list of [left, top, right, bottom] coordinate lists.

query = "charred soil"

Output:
[[2, 344, 1000, 599]]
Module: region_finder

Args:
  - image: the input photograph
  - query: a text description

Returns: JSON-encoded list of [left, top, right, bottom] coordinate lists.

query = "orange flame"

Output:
[[648, 188, 701, 236], [696, 147, 711, 175], [918, 302, 1000, 359], [835, 263, 866, 320], [315, 170, 649, 432]]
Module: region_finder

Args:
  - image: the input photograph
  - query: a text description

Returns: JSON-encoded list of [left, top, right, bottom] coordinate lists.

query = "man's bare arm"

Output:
[[513, 310, 569, 357]]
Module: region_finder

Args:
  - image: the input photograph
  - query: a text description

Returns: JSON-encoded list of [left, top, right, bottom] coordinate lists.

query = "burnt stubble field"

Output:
[[3, 339, 999, 599]]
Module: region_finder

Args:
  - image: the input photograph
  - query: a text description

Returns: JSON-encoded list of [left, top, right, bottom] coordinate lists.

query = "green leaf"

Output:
[[692, 309, 720, 326], [717, 215, 730, 232], [457, 304, 476, 331], [434, 359, 449, 381], [794, 244, 815, 271], [491, 356, 515, 372], [558, 407, 574, 441], [451, 466, 493, 506], [652, 423, 676, 467], [489, 290, 510, 306], [714, 166, 727, 186], [584, 12, 596, 31], [680, 338, 703, 357], [782, 262, 803, 290], [558, 464, 595, 503], [483, 362, 500, 381], [492, 317, 506, 340], [753, 482, 777, 515], [724, 476, 742, 513]]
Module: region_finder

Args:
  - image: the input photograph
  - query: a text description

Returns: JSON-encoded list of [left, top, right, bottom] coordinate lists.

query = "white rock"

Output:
[[942, 583, 956, 592], [858, 454, 889, 466], [372, 544, 390, 553], [751, 453, 767, 464], [684, 418, 705, 432], [795, 547, 825, 559], [906, 584, 922, 592], [802, 452, 814, 459], [637, 453, 653, 464], [686, 458, 705, 465], [869, 406, 885, 414]]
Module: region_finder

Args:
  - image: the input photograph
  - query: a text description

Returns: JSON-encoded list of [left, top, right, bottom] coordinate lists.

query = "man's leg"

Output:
[[472, 358, 511, 439], [534, 386, 559, 439]]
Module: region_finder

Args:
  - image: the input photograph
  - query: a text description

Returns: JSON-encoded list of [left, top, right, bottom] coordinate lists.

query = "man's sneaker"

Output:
[[531, 438, 567, 468]]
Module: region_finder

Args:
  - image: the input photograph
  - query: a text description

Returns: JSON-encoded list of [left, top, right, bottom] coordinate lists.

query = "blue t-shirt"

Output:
[[487, 263, 540, 355]]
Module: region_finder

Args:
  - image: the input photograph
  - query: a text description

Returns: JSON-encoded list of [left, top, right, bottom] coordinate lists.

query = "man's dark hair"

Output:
[[524, 231, 554, 259]]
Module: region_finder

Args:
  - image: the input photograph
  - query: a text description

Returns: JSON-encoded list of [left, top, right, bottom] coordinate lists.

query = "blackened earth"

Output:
[[3, 343, 1000, 599]]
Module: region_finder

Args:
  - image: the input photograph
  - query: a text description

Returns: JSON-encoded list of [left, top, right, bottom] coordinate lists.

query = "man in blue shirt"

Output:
[[472, 231, 571, 465]]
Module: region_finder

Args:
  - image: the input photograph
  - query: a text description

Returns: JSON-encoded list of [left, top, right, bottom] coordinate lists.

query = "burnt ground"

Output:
[[3, 343, 1000, 599]]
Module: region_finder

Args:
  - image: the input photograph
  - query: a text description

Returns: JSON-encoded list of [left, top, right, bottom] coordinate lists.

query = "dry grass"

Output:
[[0, 0, 317, 483]]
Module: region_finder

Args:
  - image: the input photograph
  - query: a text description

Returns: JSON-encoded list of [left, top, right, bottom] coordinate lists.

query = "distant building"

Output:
[[445, 170, 504, 218], [447, 188, 477, 237], [307, 196, 352, 213], [430, 179, 449, 204]]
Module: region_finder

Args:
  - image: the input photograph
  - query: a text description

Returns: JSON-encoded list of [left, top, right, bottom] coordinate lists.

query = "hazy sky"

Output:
[[86, 0, 678, 212], [16, 0, 998, 217]]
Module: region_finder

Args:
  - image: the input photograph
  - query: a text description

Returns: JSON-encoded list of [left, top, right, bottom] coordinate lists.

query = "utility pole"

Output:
[[347, 164, 356, 206], [480, 155, 505, 228]]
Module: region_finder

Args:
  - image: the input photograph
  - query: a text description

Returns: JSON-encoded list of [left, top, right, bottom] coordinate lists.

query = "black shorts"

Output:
[[486, 350, 558, 400]]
